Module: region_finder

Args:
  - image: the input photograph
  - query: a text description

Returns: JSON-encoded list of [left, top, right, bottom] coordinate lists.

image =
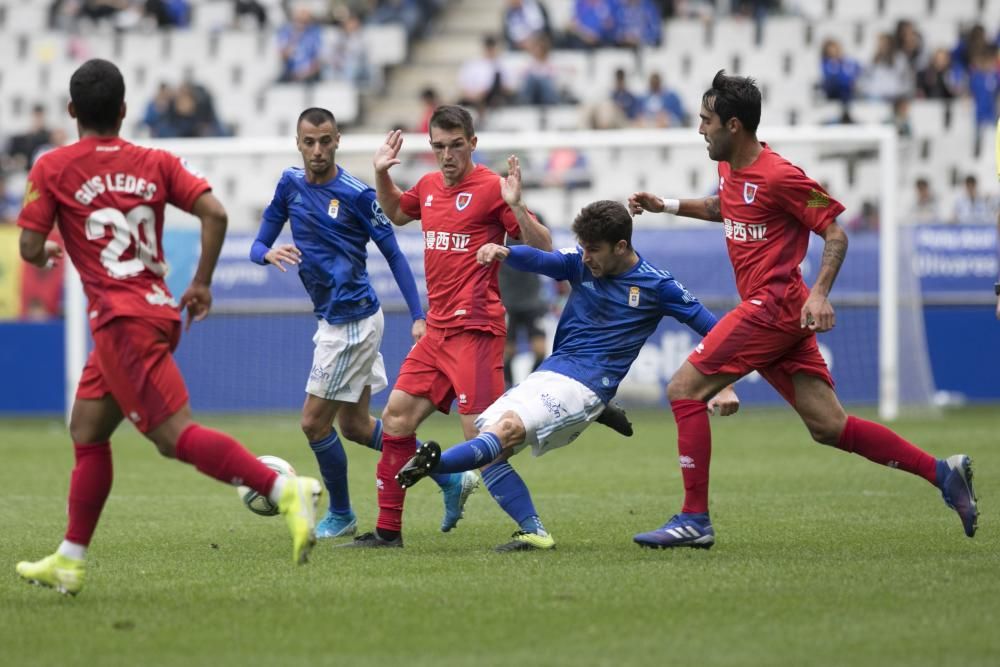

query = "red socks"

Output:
[[376, 433, 417, 533], [671, 399, 712, 514], [175, 423, 277, 495], [836, 415, 937, 484], [65, 442, 113, 546]]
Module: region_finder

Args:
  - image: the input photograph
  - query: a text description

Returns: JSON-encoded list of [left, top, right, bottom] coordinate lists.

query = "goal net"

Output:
[[65, 126, 935, 421]]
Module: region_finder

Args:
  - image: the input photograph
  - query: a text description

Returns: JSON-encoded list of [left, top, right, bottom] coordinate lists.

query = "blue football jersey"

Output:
[[253, 166, 406, 324], [507, 245, 717, 404]]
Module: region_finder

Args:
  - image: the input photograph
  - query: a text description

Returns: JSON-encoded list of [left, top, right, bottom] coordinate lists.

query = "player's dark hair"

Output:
[[573, 200, 633, 248], [702, 69, 761, 133], [297, 107, 336, 130], [429, 105, 475, 139], [70, 59, 125, 133]]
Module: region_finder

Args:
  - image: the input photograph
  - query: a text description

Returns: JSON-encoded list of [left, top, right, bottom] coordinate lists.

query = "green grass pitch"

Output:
[[2, 406, 997, 666]]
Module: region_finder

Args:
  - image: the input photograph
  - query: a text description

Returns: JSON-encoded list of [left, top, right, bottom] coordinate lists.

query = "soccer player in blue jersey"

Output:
[[250, 108, 477, 538], [396, 197, 740, 551]]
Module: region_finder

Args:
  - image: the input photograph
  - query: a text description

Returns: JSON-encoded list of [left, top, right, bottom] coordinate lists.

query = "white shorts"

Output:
[[305, 309, 388, 403], [476, 370, 604, 457]]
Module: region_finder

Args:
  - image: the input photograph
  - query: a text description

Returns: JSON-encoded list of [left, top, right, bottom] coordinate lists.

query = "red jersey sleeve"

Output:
[[770, 163, 845, 234], [162, 152, 212, 212], [16, 158, 57, 235], [399, 181, 422, 219]]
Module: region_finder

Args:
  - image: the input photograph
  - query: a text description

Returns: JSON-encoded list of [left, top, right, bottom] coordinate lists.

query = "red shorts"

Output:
[[76, 317, 189, 433], [689, 301, 834, 406], [394, 327, 505, 415]]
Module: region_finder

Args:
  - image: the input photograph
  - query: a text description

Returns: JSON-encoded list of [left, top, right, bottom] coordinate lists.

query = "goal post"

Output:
[[64, 125, 930, 421]]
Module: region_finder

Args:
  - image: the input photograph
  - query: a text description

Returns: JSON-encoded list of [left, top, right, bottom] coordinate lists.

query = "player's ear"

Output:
[[469, 134, 478, 150], [67, 101, 77, 119]]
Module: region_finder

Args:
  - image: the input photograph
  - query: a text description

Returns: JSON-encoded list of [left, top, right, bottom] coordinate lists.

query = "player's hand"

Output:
[[477, 243, 511, 265], [264, 244, 301, 272], [707, 385, 740, 417], [41, 241, 64, 269], [411, 318, 426, 343], [500, 154, 524, 208], [801, 292, 835, 332], [179, 282, 213, 331], [628, 192, 665, 216], [374, 129, 403, 173]]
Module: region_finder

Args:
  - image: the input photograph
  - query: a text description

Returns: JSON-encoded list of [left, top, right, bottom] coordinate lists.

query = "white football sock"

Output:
[[57, 540, 87, 561]]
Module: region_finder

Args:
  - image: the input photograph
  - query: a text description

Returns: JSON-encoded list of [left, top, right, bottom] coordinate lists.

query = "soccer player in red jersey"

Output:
[[629, 70, 978, 549], [339, 105, 555, 548], [14, 60, 322, 595]]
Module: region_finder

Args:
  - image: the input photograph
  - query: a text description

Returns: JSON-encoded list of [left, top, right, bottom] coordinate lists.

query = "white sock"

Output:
[[57, 540, 87, 561], [268, 474, 288, 506]]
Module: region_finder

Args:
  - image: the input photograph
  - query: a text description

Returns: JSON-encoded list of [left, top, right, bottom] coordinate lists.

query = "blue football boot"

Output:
[[936, 455, 979, 537], [633, 512, 715, 549]]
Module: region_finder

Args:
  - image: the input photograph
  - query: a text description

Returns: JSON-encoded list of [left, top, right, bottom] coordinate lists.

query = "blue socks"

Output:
[[481, 461, 545, 535], [436, 433, 503, 474], [310, 430, 350, 514], [368, 419, 383, 452], [368, 418, 457, 489]]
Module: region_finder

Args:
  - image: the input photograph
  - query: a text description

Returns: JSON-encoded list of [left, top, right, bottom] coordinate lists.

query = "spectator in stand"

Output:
[[968, 48, 1000, 129], [369, 0, 424, 39], [917, 48, 960, 100], [895, 19, 927, 73], [518, 34, 562, 106], [503, 0, 552, 51], [614, 0, 662, 48], [952, 175, 996, 225], [458, 35, 515, 114], [164, 82, 226, 138], [610, 67, 640, 121], [862, 32, 914, 102], [636, 72, 687, 128], [844, 200, 879, 234], [7, 105, 52, 171], [564, 0, 616, 50], [820, 38, 862, 104], [277, 4, 324, 83], [234, 0, 269, 29], [951, 24, 992, 78], [0, 172, 20, 224], [908, 177, 940, 225], [328, 10, 369, 85], [890, 97, 912, 138], [414, 87, 440, 133], [144, 0, 191, 28], [142, 83, 176, 138]]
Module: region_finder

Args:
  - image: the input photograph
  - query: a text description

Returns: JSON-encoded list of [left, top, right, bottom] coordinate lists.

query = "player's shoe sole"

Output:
[[15, 553, 85, 596], [494, 530, 556, 552], [938, 454, 979, 538], [278, 476, 322, 564], [396, 441, 441, 489], [335, 531, 403, 548], [595, 402, 634, 437], [633, 513, 716, 550], [441, 470, 479, 532]]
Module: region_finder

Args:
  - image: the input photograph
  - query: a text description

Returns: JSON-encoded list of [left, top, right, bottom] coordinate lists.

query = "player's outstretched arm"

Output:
[[181, 191, 228, 328], [801, 222, 848, 332], [373, 130, 412, 225], [628, 192, 723, 222], [501, 155, 552, 251], [19, 229, 63, 268]]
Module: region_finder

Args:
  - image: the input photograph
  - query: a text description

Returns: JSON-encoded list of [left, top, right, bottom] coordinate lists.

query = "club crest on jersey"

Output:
[[328, 199, 340, 218], [743, 182, 758, 204], [456, 192, 473, 211], [628, 286, 640, 307]]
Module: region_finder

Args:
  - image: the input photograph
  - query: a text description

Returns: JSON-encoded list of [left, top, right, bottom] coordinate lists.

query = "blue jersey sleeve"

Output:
[[361, 189, 425, 321], [505, 245, 575, 281], [250, 175, 290, 264], [659, 279, 718, 336]]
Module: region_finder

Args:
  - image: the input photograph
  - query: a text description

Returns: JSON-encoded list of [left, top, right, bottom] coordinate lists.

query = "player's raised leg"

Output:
[[15, 392, 122, 595], [790, 372, 978, 537]]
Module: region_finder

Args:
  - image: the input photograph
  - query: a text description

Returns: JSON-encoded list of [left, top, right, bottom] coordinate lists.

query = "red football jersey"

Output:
[[400, 164, 523, 334], [17, 136, 210, 332], [717, 144, 845, 331]]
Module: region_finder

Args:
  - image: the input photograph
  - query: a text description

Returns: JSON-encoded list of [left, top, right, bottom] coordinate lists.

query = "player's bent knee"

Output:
[[491, 412, 526, 449], [300, 416, 330, 443], [806, 420, 842, 446]]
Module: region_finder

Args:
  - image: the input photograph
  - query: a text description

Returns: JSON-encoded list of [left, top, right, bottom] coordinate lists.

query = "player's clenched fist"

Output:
[[477, 243, 511, 265], [628, 192, 665, 216]]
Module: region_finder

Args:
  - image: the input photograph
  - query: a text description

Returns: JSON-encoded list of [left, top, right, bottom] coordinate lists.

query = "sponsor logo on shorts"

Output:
[[679, 455, 695, 469], [567, 431, 581, 444], [310, 365, 330, 382], [540, 393, 564, 418], [458, 393, 468, 404], [695, 343, 704, 354], [376, 478, 384, 490]]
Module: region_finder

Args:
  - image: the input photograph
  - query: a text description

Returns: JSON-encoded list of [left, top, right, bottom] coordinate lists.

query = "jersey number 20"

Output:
[[86, 206, 167, 279]]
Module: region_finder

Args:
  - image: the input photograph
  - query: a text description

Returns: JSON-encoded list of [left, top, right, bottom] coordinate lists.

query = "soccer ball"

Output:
[[236, 455, 296, 516]]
